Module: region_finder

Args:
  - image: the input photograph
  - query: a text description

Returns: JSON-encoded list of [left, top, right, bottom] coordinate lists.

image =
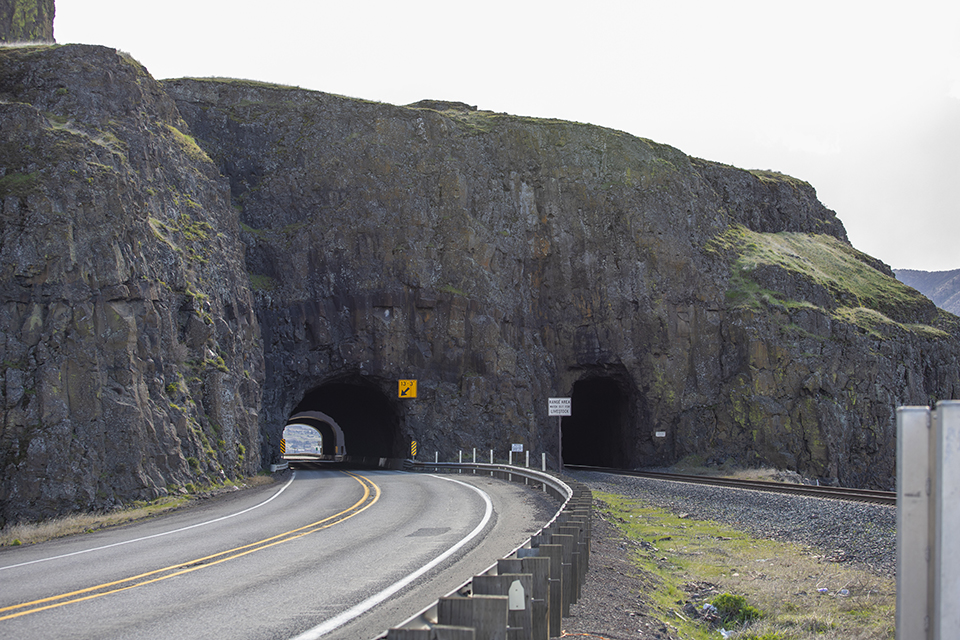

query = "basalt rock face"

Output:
[[0, 0, 55, 43], [0, 45, 263, 526], [1, 45, 958, 526], [166, 79, 960, 490]]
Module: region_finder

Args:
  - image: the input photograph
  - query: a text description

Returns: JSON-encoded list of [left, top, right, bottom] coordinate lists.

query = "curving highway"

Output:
[[0, 467, 558, 640]]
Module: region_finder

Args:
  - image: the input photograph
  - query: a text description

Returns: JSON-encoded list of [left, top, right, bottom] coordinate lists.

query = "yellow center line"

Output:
[[0, 471, 381, 622]]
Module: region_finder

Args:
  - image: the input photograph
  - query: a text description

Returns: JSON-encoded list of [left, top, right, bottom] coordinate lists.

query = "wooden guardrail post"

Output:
[[473, 574, 534, 640], [387, 626, 476, 640], [512, 557, 551, 640], [548, 533, 574, 617], [526, 543, 563, 636], [558, 524, 582, 602], [438, 595, 508, 640], [381, 470, 591, 640]]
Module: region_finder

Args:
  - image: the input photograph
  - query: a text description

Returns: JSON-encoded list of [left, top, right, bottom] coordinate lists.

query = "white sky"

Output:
[[54, 0, 960, 271]]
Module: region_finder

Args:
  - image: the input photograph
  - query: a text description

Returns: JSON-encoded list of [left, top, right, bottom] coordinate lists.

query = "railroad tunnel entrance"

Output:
[[561, 376, 632, 467], [288, 377, 402, 458]]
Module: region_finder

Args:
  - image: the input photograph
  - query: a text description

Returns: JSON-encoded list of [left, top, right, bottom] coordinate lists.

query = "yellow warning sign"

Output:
[[280, 438, 286, 455], [399, 379, 417, 398], [411, 440, 418, 458]]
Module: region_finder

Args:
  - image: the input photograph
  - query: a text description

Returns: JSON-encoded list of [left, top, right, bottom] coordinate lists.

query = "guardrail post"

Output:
[[496, 558, 548, 640], [473, 574, 533, 640], [527, 543, 563, 636], [387, 626, 476, 640], [558, 525, 582, 602], [438, 595, 508, 640], [516, 557, 551, 640], [547, 534, 574, 617], [897, 400, 960, 640], [386, 463, 586, 640]]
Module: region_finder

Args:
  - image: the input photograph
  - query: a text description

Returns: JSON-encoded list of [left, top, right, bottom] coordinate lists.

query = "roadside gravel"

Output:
[[559, 470, 896, 639], [570, 470, 896, 577]]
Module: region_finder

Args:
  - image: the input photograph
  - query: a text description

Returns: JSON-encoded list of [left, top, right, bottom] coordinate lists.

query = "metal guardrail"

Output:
[[405, 461, 574, 503], [373, 461, 591, 640]]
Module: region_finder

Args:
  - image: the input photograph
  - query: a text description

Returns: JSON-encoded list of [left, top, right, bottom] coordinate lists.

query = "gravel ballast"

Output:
[[558, 470, 897, 639]]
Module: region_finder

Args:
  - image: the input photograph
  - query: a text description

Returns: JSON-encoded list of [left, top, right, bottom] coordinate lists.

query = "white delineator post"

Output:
[[897, 400, 960, 639]]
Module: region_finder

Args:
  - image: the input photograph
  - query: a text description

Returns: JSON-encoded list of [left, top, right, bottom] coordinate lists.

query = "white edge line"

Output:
[[0, 472, 298, 572], [289, 474, 494, 640]]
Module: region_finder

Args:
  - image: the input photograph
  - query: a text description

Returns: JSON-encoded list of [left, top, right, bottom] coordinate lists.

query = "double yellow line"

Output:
[[1, 471, 380, 622]]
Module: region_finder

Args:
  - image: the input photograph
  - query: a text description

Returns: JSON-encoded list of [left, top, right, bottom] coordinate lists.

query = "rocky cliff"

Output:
[[165, 79, 958, 490], [2, 45, 959, 525], [0, 45, 263, 526], [0, 0, 54, 43]]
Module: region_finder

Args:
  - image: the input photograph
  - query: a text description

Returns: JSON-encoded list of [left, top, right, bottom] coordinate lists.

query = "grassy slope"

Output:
[[709, 225, 952, 339], [599, 493, 894, 639]]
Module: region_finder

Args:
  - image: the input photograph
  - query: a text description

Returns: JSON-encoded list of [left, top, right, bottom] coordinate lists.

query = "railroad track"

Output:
[[565, 465, 897, 505]]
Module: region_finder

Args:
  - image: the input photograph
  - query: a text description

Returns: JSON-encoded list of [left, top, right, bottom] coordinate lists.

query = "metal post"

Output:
[[542, 453, 546, 472], [896, 401, 960, 640], [935, 401, 960, 638], [526, 451, 530, 468], [473, 448, 476, 464], [558, 416, 563, 473], [897, 406, 932, 640]]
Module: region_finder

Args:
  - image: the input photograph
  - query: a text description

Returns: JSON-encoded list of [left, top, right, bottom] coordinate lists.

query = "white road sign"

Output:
[[548, 397, 571, 416]]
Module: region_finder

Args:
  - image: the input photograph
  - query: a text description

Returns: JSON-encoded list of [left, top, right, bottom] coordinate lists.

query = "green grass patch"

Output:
[[0, 171, 39, 198], [163, 123, 209, 163], [597, 492, 894, 639], [248, 273, 277, 291], [708, 225, 942, 336]]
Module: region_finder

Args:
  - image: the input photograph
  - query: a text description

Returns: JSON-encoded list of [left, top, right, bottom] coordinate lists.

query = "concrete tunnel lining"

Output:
[[285, 411, 346, 456]]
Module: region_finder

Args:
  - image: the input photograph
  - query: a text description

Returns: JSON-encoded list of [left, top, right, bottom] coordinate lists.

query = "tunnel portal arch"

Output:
[[284, 411, 345, 457], [289, 376, 403, 459], [561, 375, 634, 468]]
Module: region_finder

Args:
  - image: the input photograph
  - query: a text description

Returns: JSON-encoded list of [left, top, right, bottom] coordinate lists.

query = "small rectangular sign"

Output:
[[548, 397, 571, 416], [511, 444, 524, 453], [655, 431, 667, 438], [399, 379, 417, 398]]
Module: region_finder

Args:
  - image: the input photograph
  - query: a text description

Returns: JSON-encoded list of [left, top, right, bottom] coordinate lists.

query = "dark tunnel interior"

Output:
[[290, 379, 400, 458], [561, 377, 630, 467]]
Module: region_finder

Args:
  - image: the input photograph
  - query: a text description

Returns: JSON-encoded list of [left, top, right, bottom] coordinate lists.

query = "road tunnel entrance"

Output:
[[562, 376, 631, 467], [289, 377, 401, 458]]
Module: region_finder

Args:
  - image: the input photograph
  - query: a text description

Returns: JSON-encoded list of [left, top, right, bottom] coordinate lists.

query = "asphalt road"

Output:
[[0, 468, 560, 640]]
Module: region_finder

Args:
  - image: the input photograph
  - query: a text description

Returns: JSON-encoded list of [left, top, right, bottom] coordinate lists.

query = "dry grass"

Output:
[[598, 492, 895, 639], [0, 474, 277, 547]]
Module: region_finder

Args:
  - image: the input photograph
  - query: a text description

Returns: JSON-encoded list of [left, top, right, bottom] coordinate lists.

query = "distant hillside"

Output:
[[895, 269, 960, 315]]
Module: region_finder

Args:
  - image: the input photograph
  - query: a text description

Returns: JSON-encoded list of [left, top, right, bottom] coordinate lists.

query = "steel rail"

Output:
[[566, 464, 897, 505]]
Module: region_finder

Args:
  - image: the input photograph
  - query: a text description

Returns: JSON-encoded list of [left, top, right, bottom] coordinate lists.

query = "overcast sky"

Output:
[[54, 0, 960, 271]]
